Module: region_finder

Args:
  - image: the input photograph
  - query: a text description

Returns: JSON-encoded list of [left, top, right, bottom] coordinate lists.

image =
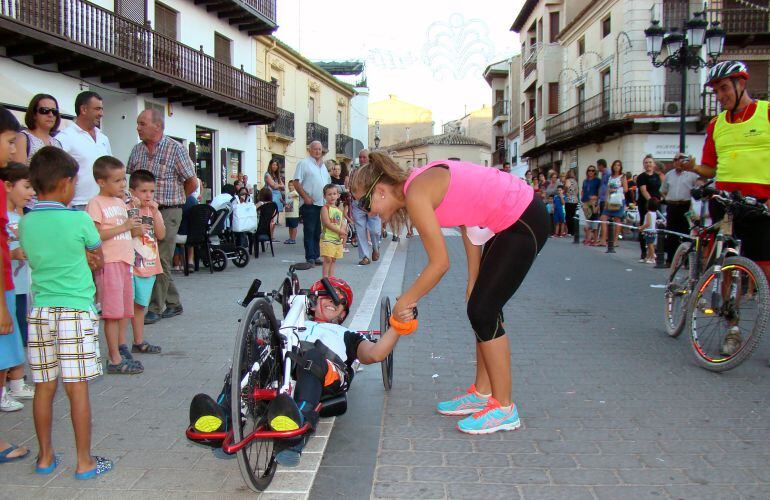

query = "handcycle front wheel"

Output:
[[380, 296, 394, 391], [687, 256, 770, 372], [231, 298, 284, 492], [664, 242, 693, 338]]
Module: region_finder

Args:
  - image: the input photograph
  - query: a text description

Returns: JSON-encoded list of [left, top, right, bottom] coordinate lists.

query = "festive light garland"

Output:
[[734, 0, 770, 13]]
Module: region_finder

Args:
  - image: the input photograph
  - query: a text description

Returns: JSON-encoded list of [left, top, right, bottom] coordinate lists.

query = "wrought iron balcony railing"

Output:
[[545, 85, 704, 142], [306, 122, 329, 150], [522, 117, 536, 141], [267, 108, 294, 139], [335, 133, 354, 156], [0, 0, 276, 122], [706, 5, 770, 35], [493, 100, 509, 119], [193, 0, 277, 36]]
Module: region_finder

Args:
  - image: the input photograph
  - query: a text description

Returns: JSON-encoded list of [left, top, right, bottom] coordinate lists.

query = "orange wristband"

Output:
[[389, 315, 418, 335]]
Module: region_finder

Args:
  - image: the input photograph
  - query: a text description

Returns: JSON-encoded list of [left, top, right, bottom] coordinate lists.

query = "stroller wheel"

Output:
[[233, 247, 250, 268], [211, 249, 228, 271]]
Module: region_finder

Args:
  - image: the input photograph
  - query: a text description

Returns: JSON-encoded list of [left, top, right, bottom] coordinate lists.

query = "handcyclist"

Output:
[[188, 277, 403, 465], [680, 60, 770, 357], [351, 154, 549, 434]]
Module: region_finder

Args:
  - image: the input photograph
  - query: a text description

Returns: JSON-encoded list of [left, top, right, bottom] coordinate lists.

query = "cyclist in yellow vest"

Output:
[[681, 60, 770, 357]]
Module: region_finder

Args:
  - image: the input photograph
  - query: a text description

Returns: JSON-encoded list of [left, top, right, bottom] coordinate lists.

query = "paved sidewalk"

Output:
[[0, 225, 394, 499], [370, 235, 770, 499]]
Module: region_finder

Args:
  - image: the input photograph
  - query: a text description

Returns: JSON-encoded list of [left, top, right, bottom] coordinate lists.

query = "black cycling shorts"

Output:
[[710, 199, 770, 263], [466, 196, 550, 342]]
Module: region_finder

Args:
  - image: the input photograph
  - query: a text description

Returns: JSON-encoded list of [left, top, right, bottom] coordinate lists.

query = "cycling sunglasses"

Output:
[[37, 107, 59, 117], [357, 173, 383, 212]]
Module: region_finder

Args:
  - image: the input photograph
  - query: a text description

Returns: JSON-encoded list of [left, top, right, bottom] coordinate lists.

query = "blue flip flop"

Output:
[[0, 444, 30, 463], [74, 456, 113, 480], [35, 454, 61, 474]]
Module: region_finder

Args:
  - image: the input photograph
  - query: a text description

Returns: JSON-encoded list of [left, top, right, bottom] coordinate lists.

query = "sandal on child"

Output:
[[131, 341, 161, 354], [74, 456, 112, 480], [35, 454, 62, 474], [107, 358, 144, 374], [0, 444, 29, 463]]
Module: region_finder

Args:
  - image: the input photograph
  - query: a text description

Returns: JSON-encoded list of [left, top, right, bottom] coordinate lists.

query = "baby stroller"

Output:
[[207, 200, 250, 271]]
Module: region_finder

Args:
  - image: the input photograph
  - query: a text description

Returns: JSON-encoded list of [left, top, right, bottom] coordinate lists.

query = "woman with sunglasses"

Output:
[[12, 94, 62, 165], [351, 153, 549, 434]]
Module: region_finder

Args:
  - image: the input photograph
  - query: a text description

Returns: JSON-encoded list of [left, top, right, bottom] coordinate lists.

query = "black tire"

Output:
[[687, 256, 770, 372], [664, 243, 693, 338], [233, 247, 249, 268], [290, 272, 300, 295], [380, 297, 394, 391], [231, 298, 283, 492], [211, 249, 227, 271], [280, 278, 293, 317]]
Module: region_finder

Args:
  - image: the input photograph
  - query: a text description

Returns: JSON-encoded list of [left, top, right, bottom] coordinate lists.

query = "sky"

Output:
[[275, 0, 526, 132]]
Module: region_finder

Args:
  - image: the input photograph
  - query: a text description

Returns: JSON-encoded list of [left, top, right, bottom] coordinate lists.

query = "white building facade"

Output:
[[0, 0, 278, 201]]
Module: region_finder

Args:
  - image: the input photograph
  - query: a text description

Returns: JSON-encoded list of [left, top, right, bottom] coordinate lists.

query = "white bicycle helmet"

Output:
[[706, 60, 749, 87]]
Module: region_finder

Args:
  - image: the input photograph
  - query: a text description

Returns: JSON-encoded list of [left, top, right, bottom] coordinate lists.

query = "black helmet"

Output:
[[706, 61, 749, 87]]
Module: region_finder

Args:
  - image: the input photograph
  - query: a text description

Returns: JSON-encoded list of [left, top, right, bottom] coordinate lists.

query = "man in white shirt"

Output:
[[57, 91, 112, 209], [293, 141, 331, 265]]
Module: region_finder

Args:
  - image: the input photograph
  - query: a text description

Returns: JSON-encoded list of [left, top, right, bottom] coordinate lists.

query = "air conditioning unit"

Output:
[[663, 101, 682, 116]]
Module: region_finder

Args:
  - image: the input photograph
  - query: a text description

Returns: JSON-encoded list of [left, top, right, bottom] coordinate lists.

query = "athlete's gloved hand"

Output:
[[390, 315, 418, 335]]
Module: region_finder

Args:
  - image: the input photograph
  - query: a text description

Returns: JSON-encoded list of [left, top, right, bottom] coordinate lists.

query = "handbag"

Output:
[[607, 190, 624, 211], [232, 202, 258, 232]]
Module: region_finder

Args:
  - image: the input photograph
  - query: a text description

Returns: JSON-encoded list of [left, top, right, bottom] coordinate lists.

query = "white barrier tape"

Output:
[[572, 216, 691, 239]]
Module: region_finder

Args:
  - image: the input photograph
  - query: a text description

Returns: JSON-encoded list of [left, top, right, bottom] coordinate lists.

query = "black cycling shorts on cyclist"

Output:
[[682, 60, 770, 274]]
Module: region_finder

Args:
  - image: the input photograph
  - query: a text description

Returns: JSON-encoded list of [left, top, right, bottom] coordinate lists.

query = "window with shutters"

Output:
[[116, 0, 147, 24], [548, 82, 559, 114], [214, 33, 232, 65], [549, 11, 560, 43], [155, 3, 177, 40], [577, 36, 585, 56]]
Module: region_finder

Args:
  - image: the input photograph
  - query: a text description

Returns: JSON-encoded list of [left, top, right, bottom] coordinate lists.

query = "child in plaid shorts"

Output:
[[19, 147, 113, 479]]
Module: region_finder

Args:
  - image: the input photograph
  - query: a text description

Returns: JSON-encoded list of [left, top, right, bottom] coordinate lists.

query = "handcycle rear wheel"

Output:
[[664, 242, 693, 338], [687, 256, 770, 372], [380, 297, 394, 391], [231, 298, 284, 491]]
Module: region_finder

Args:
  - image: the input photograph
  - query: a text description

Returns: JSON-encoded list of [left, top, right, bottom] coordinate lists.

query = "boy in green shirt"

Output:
[[19, 146, 112, 479]]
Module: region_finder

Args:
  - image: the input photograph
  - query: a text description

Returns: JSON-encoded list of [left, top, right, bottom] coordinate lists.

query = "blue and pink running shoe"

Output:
[[456, 397, 521, 434], [436, 384, 489, 416]]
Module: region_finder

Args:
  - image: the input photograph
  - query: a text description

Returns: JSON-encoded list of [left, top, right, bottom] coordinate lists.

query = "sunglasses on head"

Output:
[[37, 107, 59, 117], [358, 173, 383, 212]]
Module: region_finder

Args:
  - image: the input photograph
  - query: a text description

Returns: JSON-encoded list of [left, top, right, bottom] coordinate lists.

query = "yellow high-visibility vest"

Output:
[[714, 100, 770, 188]]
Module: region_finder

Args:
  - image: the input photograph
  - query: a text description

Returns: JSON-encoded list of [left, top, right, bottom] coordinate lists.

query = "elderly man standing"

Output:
[[349, 148, 382, 265], [293, 140, 330, 265], [57, 91, 112, 210], [127, 109, 197, 323], [662, 157, 698, 267]]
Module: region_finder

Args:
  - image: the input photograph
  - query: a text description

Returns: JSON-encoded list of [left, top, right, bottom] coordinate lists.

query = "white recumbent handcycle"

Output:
[[186, 262, 394, 492]]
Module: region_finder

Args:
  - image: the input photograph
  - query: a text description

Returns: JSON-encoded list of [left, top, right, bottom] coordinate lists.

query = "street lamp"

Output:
[[374, 120, 381, 150], [644, 11, 726, 153]]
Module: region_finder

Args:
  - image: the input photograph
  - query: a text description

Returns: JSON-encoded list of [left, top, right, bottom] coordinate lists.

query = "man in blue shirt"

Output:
[[293, 141, 331, 265]]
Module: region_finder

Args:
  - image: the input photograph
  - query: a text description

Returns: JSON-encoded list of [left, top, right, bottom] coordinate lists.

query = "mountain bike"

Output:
[[681, 189, 769, 372]]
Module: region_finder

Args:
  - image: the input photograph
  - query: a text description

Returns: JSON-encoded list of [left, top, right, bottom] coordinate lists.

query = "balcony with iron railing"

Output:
[[544, 84, 705, 145], [522, 117, 536, 142], [266, 108, 294, 141], [335, 133, 354, 158], [193, 0, 277, 36], [706, 3, 770, 38], [492, 147, 507, 166], [306, 122, 329, 151], [493, 100, 509, 124], [0, 0, 276, 123]]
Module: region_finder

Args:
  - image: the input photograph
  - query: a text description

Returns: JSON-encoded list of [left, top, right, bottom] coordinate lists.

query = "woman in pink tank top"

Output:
[[351, 153, 549, 434]]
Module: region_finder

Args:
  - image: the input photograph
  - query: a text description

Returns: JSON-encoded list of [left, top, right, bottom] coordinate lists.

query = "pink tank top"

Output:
[[403, 160, 534, 234]]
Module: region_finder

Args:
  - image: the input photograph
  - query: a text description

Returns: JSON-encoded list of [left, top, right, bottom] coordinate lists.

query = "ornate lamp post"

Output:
[[644, 11, 726, 152], [374, 120, 381, 150]]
